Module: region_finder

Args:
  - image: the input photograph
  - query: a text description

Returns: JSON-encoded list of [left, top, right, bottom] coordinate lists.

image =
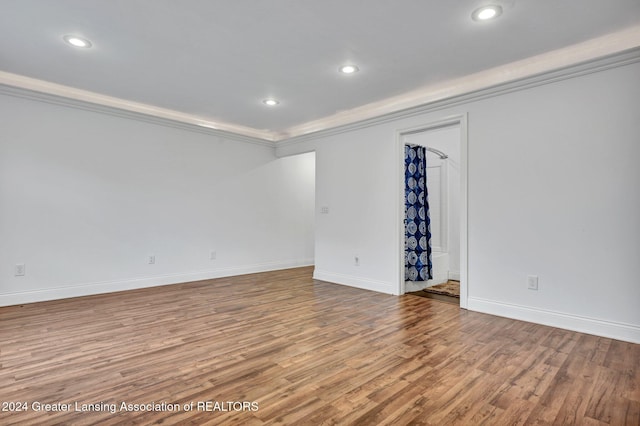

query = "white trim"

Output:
[[279, 28, 640, 140], [468, 297, 640, 344], [396, 132, 406, 295], [313, 269, 396, 295], [396, 114, 469, 309], [459, 116, 469, 309], [1, 28, 639, 145], [0, 79, 275, 147], [276, 45, 640, 147], [0, 259, 314, 307]]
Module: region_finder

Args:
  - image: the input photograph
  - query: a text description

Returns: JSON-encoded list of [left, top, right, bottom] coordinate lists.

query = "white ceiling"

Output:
[[1, 0, 640, 141]]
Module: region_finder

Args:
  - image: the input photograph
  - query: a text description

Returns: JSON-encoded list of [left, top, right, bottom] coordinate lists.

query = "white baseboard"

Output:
[[468, 297, 640, 344], [0, 258, 314, 307], [448, 271, 461, 281], [313, 269, 396, 295]]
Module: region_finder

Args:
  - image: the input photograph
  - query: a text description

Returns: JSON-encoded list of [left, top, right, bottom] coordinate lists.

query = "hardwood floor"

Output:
[[1, 267, 638, 425]]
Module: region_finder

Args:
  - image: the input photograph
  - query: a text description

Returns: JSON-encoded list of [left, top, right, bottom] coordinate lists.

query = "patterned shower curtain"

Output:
[[404, 144, 433, 281]]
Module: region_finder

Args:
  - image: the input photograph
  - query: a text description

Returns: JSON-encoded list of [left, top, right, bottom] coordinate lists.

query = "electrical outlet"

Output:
[[148, 255, 156, 265], [15, 264, 26, 276], [210, 250, 217, 260], [320, 206, 329, 214], [527, 275, 538, 291], [354, 256, 360, 266]]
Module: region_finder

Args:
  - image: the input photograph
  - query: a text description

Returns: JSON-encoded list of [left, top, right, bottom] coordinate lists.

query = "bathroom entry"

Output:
[[402, 123, 462, 303]]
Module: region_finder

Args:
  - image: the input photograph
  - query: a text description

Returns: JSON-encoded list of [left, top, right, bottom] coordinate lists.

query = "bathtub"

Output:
[[404, 252, 450, 292]]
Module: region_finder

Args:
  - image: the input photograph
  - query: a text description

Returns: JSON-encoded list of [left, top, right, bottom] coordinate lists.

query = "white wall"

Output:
[[0, 93, 315, 305], [312, 126, 400, 294], [278, 58, 640, 343]]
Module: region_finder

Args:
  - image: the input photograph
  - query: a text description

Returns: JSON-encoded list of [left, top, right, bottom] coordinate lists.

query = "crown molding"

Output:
[[0, 73, 276, 147], [276, 25, 640, 145], [276, 45, 640, 147], [1, 25, 639, 147]]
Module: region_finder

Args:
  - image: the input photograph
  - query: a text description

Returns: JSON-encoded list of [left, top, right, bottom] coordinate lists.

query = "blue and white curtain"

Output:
[[404, 144, 433, 281]]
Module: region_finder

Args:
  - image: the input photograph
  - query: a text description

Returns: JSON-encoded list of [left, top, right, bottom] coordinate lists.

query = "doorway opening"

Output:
[[397, 115, 468, 308]]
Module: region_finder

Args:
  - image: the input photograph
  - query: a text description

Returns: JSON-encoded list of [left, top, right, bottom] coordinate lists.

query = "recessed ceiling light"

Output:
[[63, 35, 92, 48], [472, 5, 503, 21], [263, 98, 279, 106], [339, 64, 359, 74]]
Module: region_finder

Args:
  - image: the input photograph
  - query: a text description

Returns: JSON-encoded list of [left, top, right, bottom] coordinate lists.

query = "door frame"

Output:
[[395, 114, 468, 309]]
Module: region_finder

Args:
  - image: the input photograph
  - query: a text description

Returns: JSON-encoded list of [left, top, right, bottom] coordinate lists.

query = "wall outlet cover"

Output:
[[15, 264, 26, 276], [527, 275, 539, 291]]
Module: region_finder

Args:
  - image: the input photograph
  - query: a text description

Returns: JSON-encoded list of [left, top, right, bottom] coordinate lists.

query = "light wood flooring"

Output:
[[1, 267, 638, 425]]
